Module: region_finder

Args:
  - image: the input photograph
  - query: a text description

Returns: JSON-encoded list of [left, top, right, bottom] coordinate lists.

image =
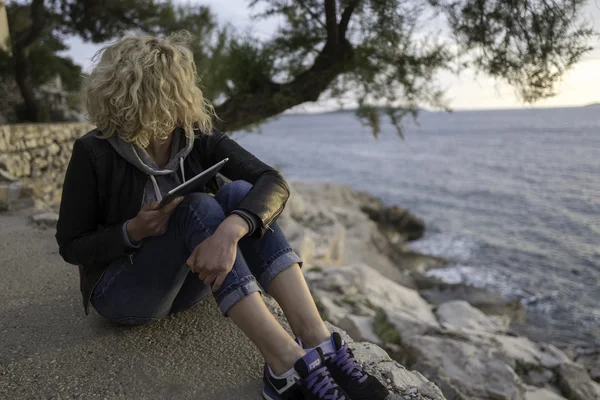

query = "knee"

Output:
[[215, 180, 253, 212], [179, 192, 226, 221]]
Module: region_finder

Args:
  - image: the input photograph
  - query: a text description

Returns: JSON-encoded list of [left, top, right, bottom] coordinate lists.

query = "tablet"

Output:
[[157, 158, 229, 208]]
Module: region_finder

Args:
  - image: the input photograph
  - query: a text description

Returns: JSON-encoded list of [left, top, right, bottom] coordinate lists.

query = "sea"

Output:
[[234, 106, 600, 350]]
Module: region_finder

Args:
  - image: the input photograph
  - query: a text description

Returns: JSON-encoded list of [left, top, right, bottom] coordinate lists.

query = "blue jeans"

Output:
[[91, 180, 302, 324]]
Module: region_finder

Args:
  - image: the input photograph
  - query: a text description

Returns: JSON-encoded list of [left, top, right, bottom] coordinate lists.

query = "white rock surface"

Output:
[[436, 300, 506, 333], [32, 212, 59, 226], [306, 264, 439, 338], [557, 362, 600, 400], [524, 387, 567, 400], [338, 314, 382, 345]]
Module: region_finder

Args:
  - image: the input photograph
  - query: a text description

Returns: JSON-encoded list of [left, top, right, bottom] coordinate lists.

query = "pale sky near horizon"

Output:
[[62, 0, 600, 111]]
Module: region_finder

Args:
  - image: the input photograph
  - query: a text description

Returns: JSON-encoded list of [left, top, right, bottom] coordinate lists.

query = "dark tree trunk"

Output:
[[10, 0, 46, 122], [14, 47, 40, 122]]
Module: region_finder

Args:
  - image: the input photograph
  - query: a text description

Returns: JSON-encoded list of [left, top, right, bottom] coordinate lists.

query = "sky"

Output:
[[63, 0, 600, 111]]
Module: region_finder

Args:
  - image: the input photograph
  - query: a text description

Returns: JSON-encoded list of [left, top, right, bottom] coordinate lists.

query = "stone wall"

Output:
[[0, 123, 93, 206]]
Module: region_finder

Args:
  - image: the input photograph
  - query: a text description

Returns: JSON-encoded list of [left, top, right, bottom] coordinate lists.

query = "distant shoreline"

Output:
[[286, 103, 600, 116]]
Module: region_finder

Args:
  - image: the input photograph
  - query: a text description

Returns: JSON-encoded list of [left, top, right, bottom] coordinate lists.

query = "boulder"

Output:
[[337, 315, 382, 345], [32, 212, 59, 227], [436, 300, 507, 333], [354, 189, 425, 241], [556, 362, 600, 400], [306, 264, 439, 338], [287, 182, 440, 287], [304, 263, 598, 400], [524, 387, 567, 400], [416, 278, 526, 324], [406, 334, 527, 400], [573, 348, 600, 383]]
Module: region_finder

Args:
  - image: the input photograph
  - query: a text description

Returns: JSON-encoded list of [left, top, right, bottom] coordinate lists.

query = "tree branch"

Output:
[[324, 0, 339, 45], [339, 0, 360, 38], [110, 11, 155, 35], [214, 39, 354, 132], [297, 0, 327, 30]]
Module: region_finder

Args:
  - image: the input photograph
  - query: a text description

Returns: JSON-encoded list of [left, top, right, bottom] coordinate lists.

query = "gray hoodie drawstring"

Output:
[[179, 157, 186, 183], [149, 175, 162, 201], [147, 158, 186, 203]]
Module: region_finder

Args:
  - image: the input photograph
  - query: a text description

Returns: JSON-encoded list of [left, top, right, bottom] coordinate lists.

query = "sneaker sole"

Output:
[[262, 388, 279, 400]]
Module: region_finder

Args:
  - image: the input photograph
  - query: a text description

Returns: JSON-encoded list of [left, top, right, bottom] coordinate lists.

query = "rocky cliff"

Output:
[[280, 182, 600, 400]]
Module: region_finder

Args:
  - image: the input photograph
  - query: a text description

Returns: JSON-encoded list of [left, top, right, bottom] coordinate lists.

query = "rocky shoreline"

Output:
[[3, 172, 598, 400], [280, 181, 600, 400]]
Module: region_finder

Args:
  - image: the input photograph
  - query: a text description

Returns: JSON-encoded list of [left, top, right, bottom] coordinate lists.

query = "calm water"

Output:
[[235, 107, 600, 349]]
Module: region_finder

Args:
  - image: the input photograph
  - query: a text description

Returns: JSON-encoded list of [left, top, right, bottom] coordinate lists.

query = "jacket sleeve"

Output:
[[55, 139, 133, 265], [207, 130, 290, 238]]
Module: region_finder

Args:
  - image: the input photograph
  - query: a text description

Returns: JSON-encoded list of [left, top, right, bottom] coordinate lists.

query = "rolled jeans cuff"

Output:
[[259, 249, 303, 293], [216, 276, 262, 316]]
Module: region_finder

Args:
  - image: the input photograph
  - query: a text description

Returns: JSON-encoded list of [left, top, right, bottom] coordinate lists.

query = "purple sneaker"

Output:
[[262, 348, 348, 400], [298, 333, 389, 400]]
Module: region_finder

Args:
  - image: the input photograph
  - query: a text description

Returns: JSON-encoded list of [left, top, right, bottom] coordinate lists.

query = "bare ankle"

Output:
[[266, 342, 306, 376], [297, 326, 331, 349]]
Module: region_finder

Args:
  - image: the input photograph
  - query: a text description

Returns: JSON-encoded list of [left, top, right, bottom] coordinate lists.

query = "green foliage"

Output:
[[56, 0, 177, 41], [440, 0, 594, 102], [373, 308, 402, 345], [3, 0, 595, 130], [249, 0, 593, 134]]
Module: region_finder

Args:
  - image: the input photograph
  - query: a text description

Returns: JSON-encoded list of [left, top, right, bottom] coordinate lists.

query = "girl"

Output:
[[56, 32, 387, 400]]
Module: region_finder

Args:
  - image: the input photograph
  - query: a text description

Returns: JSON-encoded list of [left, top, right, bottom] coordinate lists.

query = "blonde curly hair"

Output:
[[82, 31, 215, 148]]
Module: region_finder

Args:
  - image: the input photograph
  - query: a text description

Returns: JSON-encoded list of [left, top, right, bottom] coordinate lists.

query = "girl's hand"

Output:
[[186, 215, 249, 291], [127, 197, 184, 242]]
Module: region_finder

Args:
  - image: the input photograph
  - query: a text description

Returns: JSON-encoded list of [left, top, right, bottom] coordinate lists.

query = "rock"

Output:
[[556, 362, 600, 400], [417, 277, 526, 324], [406, 334, 527, 400], [538, 344, 572, 369], [306, 264, 439, 339], [351, 341, 392, 364], [521, 368, 556, 387], [387, 250, 448, 277], [573, 348, 600, 383], [436, 300, 507, 333], [0, 169, 17, 182], [523, 368, 555, 387], [355, 190, 425, 241], [338, 315, 382, 345], [32, 212, 59, 227], [524, 387, 567, 400], [374, 361, 446, 400], [279, 217, 317, 268], [0, 179, 23, 211], [280, 183, 306, 220], [284, 202, 345, 268], [287, 182, 436, 288], [0, 123, 93, 208]]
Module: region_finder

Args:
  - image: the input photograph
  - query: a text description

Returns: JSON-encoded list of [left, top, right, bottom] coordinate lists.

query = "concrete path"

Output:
[[0, 214, 265, 400]]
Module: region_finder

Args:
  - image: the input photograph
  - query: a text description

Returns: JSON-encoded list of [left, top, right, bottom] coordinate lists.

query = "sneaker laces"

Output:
[[304, 365, 346, 400], [330, 342, 368, 384]]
